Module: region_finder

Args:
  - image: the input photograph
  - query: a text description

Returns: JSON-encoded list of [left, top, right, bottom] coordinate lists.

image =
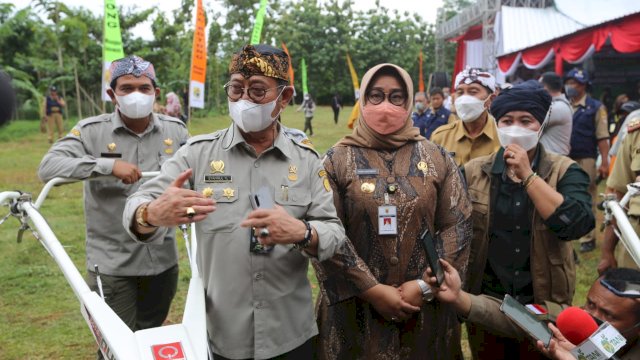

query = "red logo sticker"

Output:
[[151, 342, 186, 360]]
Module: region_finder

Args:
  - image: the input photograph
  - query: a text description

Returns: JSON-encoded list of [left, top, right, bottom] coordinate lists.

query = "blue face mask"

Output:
[[415, 102, 426, 112], [565, 85, 579, 99]]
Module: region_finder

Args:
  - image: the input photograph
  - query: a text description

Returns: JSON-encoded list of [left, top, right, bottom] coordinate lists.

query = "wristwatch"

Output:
[[416, 279, 434, 302], [293, 220, 312, 250], [135, 203, 157, 228]]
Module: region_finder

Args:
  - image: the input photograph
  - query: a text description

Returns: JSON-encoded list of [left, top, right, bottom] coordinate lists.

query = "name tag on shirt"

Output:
[[356, 168, 379, 176], [100, 153, 122, 158], [378, 205, 398, 235]]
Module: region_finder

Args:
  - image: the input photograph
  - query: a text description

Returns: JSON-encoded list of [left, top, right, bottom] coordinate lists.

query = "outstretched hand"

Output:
[[361, 284, 421, 322], [425, 259, 462, 304]]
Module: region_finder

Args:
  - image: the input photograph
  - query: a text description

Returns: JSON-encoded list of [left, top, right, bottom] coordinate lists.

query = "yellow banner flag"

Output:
[[189, 0, 207, 109], [347, 100, 360, 129], [346, 53, 360, 100]]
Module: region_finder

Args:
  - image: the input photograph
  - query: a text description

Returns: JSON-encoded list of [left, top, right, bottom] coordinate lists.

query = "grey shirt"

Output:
[[539, 94, 573, 156], [122, 124, 346, 359], [38, 112, 189, 276]]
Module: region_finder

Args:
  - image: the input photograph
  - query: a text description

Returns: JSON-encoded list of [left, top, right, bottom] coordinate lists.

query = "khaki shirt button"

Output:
[[254, 273, 263, 280], [254, 162, 260, 168], [389, 256, 399, 265], [386, 176, 395, 183], [254, 301, 262, 309]]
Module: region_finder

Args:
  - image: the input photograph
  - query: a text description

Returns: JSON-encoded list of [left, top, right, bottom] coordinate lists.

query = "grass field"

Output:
[[0, 106, 602, 359]]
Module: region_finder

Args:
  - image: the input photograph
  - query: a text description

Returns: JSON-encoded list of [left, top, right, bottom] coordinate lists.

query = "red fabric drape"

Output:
[[451, 25, 483, 89], [522, 46, 554, 68], [498, 52, 519, 73], [496, 13, 640, 76], [609, 13, 640, 53], [452, 39, 465, 89]]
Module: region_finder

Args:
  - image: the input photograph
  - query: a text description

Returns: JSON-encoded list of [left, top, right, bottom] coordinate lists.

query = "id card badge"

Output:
[[378, 205, 398, 235]]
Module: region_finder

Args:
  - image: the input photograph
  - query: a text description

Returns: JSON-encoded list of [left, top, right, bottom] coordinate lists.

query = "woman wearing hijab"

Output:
[[312, 63, 473, 359], [462, 81, 595, 359], [163, 91, 182, 119]]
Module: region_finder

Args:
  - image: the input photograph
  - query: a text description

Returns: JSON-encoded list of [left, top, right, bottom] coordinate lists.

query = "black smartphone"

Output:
[[600, 279, 640, 298], [249, 186, 275, 254], [500, 294, 552, 348], [420, 228, 444, 287]]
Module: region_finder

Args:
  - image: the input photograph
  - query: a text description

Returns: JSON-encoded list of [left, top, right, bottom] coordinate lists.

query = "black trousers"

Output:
[[213, 337, 314, 360], [303, 116, 313, 135], [332, 107, 339, 124]]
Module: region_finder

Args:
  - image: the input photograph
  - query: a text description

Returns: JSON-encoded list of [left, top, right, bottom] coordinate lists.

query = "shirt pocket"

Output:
[[195, 184, 240, 233], [274, 186, 311, 219]]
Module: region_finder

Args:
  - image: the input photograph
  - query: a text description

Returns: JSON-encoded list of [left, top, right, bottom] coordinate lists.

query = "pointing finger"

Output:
[[171, 169, 193, 188]]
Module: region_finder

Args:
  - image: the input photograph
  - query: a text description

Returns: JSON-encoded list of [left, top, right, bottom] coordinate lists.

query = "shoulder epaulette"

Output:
[[186, 130, 225, 145], [156, 114, 187, 128], [628, 119, 640, 134], [283, 127, 319, 157]]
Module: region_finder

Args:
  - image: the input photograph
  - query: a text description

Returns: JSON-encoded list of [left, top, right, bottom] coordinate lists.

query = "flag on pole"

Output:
[[418, 51, 425, 92], [250, 0, 268, 45], [281, 42, 295, 89], [301, 58, 308, 95], [101, 0, 124, 101], [189, 0, 207, 109], [346, 53, 360, 100]]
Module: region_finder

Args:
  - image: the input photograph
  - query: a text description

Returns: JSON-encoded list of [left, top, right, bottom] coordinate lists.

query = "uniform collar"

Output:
[[223, 122, 292, 159], [572, 94, 587, 108], [111, 111, 158, 135], [454, 113, 498, 142]]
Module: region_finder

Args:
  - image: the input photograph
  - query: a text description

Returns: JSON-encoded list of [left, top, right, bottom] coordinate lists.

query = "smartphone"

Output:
[[249, 186, 275, 254], [600, 279, 640, 298], [420, 228, 444, 287], [500, 294, 552, 348], [249, 186, 275, 210]]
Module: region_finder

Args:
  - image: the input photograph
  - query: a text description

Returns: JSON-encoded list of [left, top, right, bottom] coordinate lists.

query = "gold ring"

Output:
[[186, 207, 196, 218]]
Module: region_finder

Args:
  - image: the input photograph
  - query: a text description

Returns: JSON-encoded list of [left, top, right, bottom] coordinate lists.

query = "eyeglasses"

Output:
[[224, 83, 284, 102], [366, 89, 407, 106]]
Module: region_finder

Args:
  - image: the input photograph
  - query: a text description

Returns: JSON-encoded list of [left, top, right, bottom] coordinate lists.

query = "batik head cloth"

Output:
[[454, 66, 496, 93], [109, 55, 156, 85], [228, 44, 289, 81]]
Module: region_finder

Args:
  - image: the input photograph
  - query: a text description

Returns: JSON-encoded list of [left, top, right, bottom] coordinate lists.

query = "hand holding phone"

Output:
[[420, 228, 444, 287], [500, 294, 553, 348], [249, 186, 275, 254]]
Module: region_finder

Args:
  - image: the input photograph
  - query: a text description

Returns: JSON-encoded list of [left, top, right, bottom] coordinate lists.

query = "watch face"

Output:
[[423, 289, 434, 302]]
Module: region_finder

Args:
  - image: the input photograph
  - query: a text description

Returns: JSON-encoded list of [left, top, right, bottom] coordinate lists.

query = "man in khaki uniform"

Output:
[[600, 114, 640, 272], [43, 85, 66, 143], [123, 44, 346, 360], [564, 68, 610, 253], [431, 67, 501, 166], [38, 56, 188, 360]]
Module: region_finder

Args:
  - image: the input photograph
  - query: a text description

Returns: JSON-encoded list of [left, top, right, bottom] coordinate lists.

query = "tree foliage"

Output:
[[1, 0, 464, 120]]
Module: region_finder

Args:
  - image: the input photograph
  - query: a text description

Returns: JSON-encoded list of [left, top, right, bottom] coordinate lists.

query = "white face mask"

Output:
[[115, 92, 155, 119], [228, 89, 284, 133], [497, 125, 540, 151], [455, 94, 489, 123]]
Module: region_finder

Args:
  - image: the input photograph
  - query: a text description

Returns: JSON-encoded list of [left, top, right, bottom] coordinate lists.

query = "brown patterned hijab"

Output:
[[336, 63, 423, 150]]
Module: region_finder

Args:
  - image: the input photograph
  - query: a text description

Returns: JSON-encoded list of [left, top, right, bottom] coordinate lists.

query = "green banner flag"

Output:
[[102, 0, 125, 101], [250, 0, 268, 45], [301, 58, 308, 95]]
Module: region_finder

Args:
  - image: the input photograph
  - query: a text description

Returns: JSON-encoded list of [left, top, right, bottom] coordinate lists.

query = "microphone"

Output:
[[556, 306, 599, 344], [556, 307, 625, 360]]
